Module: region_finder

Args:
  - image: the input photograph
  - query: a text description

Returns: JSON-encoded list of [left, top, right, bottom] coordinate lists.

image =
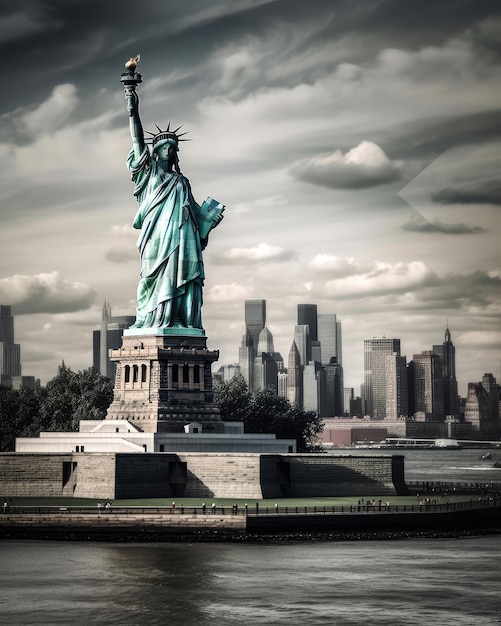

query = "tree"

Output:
[[214, 376, 323, 452], [37, 364, 114, 432], [213, 372, 251, 421], [0, 385, 40, 451], [0, 365, 114, 450]]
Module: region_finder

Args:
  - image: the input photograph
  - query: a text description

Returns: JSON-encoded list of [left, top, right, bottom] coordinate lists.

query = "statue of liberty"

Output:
[[121, 56, 224, 333]]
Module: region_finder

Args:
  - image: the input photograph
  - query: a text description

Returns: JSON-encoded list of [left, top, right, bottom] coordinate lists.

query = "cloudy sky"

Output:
[[1, 0, 500, 394]]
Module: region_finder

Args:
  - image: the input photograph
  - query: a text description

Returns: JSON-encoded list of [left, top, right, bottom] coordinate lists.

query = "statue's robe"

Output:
[[127, 147, 204, 330]]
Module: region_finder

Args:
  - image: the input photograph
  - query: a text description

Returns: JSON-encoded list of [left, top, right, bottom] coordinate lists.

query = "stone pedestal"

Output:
[[106, 332, 223, 433]]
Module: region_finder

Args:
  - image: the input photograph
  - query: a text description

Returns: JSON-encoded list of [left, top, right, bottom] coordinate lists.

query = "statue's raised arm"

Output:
[[121, 55, 145, 160]]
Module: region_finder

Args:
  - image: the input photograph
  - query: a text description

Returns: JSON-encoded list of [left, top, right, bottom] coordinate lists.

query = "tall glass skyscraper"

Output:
[[363, 338, 401, 419], [244, 300, 266, 353], [0, 305, 21, 386], [239, 299, 267, 391], [297, 304, 318, 342], [317, 313, 342, 365]]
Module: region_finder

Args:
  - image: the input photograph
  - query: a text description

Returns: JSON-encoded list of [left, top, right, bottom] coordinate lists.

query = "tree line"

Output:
[[0, 364, 113, 452], [0, 367, 322, 452]]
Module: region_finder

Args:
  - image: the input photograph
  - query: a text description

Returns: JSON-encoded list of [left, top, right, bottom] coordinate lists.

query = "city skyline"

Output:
[[0, 1, 500, 390]]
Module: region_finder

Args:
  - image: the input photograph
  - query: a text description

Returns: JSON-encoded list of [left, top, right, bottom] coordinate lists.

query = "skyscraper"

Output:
[[0, 305, 15, 344], [363, 338, 401, 419], [244, 300, 266, 354], [238, 328, 254, 390], [317, 313, 342, 365], [297, 304, 318, 342], [321, 357, 344, 416], [385, 353, 408, 419], [293, 325, 310, 367], [464, 382, 490, 438], [0, 305, 21, 386], [479, 373, 500, 439], [92, 301, 135, 380], [238, 299, 267, 391], [287, 340, 303, 406], [432, 326, 459, 418], [411, 351, 445, 421], [253, 325, 282, 392], [0, 305, 35, 389]]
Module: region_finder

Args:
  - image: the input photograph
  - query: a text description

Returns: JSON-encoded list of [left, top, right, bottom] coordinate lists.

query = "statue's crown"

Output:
[[146, 123, 189, 148]]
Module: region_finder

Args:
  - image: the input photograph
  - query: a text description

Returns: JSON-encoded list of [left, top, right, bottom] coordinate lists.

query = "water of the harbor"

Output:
[[1, 448, 500, 626]]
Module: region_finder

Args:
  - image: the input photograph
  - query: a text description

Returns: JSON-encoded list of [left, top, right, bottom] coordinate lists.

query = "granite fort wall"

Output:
[[0, 454, 73, 497], [279, 454, 401, 497], [0, 453, 404, 499], [177, 453, 264, 499]]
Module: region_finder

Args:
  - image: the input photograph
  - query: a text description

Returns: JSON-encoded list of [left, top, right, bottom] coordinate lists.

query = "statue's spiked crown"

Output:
[[146, 123, 189, 150]]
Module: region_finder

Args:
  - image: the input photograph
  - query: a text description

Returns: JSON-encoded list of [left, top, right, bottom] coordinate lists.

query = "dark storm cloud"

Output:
[[405, 270, 501, 311], [0, 272, 96, 315], [402, 217, 486, 234], [3, 0, 499, 116], [432, 180, 501, 205], [383, 110, 501, 161]]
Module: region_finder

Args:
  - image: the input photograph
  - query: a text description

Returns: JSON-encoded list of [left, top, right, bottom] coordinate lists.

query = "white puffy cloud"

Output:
[[306, 255, 437, 298], [290, 141, 404, 189], [205, 283, 251, 303], [217, 242, 294, 264]]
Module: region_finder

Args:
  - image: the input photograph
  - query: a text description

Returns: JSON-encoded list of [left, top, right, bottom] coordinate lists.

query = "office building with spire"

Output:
[[92, 301, 135, 380], [432, 326, 459, 418]]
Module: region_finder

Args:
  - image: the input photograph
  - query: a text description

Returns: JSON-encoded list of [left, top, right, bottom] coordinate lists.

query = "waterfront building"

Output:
[[363, 338, 401, 419], [462, 374, 501, 440], [464, 382, 491, 438], [481, 373, 500, 432]]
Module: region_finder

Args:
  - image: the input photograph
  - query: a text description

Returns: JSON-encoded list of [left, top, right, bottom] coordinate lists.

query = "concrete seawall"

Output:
[[1, 504, 500, 540]]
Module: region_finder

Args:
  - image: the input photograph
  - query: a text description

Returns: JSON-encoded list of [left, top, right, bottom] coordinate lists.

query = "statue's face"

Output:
[[155, 143, 172, 161]]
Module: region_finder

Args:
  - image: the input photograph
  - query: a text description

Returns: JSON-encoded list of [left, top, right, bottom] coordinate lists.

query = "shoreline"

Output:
[[2, 526, 501, 543]]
